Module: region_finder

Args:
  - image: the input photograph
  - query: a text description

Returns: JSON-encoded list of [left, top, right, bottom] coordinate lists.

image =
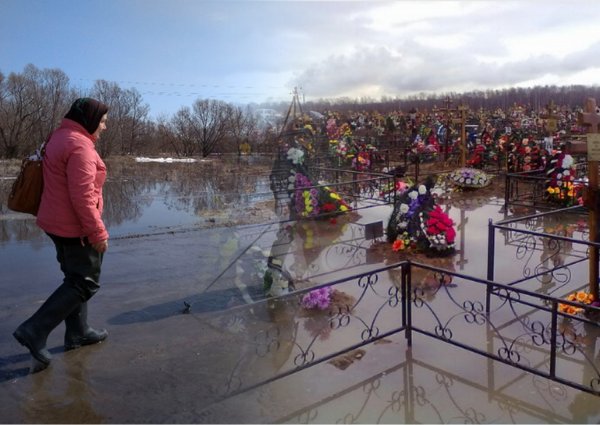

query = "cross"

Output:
[[432, 96, 455, 161], [542, 101, 559, 134], [452, 104, 468, 167], [579, 97, 600, 300], [581, 98, 600, 132]]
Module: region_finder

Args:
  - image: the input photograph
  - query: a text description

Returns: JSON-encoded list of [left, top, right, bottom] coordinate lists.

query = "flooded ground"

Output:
[[0, 156, 599, 423]]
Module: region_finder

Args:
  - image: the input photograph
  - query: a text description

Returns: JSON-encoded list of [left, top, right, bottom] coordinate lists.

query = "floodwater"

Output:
[[0, 156, 599, 423]]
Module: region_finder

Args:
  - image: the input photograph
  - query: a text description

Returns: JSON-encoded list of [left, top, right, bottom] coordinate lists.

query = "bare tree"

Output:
[[32, 67, 75, 141], [170, 107, 197, 157], [148, 116, 177, 156], [191, 99, 230, 157], [120, 88, 150, 154], [227, 104, 258, 155], [91, 80, 122, 156], [0, 66, 40, 157], [91, 80, 150, 157]]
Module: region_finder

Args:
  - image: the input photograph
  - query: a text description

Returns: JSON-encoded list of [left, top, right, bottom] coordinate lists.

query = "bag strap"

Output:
[[40, 132, 52, 157]]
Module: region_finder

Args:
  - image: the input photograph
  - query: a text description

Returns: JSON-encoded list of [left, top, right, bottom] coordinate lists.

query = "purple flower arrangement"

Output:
[[301, 287, 332, 310]]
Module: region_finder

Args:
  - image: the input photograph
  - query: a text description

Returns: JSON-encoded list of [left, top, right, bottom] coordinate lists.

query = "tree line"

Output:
[[0, 64, 262, 159], [2, 64, 600, 159]]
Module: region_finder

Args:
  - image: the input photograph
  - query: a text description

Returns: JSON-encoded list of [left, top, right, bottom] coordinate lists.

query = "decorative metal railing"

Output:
[[191, 259, 600, 420], [487, 207, 593, 300], [504, 163, 587, 210], [271, 351, 591, 423], [269, 165, 399, 214]]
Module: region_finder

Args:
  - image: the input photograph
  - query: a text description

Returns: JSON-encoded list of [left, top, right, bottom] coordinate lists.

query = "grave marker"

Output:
[[433, 96, 454, 162], [451, 104, 468, 167], [542, 101, 559, 134]]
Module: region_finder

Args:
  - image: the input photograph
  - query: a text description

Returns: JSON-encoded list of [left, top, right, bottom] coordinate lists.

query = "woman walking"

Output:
[[13, 97, 110, 372]]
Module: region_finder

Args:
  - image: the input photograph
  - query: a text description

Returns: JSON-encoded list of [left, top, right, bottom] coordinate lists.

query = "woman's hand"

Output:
[[92, 239, 109, 253]]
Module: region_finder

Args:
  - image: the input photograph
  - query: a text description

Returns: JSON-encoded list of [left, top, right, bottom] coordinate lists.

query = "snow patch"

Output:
[[135, 157, 197, 163]]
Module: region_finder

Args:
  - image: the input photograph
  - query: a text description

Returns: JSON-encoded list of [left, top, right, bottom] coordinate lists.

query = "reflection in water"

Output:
[[0, 157, 275, 243], [2, 157, 600, 423], [23, 350, 103, 423], [205, 327, 600, 423]]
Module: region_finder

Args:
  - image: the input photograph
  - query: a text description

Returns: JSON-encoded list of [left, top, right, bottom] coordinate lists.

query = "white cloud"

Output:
[[287, 1, 600, 102], [5, 0, 600, 115]]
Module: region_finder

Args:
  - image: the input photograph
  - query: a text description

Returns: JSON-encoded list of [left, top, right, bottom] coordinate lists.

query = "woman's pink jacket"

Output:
[[36, 118, 109, 244]]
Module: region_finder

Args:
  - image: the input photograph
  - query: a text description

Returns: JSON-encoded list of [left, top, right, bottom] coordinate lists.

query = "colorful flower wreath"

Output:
[[449, 167, 492, 189], [289, 170, 351, 219], [544, 152, 582, 206], [408, 140, 438, 163], [352, 150, 371, 171], [387, 180, 456, 255]]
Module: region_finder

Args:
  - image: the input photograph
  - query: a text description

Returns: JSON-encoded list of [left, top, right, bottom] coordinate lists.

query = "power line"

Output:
[[74, 78, 290, 100], [75, 78, 283, 91], [138, 91, 273, 98]]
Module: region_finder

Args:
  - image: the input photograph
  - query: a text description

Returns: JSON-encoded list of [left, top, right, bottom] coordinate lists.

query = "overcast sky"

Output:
[[2, 0, 600, 117]]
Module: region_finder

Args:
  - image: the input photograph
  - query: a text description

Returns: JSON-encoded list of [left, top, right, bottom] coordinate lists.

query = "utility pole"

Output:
[[279, 87, 304, 138]]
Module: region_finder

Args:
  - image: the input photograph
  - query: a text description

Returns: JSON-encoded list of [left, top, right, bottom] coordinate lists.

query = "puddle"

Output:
[[1, 157, 599, 423]]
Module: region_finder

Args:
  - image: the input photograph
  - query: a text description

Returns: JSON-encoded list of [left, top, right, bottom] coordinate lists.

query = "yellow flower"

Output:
[[330, 193, 341, 200], [340, 205, 348, 212]]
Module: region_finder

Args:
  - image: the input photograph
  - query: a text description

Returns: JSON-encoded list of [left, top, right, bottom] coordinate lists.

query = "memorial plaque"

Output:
[[587, 133, 600, 161], [364, 221, 383, 240]]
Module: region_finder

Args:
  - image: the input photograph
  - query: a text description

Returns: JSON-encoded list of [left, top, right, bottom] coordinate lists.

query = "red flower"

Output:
[[426, 206, 455, 244], [445, 227, 456, 244], [392, 239, 405, 252], [427, 226, 440, 235], [322, 203, 337, 212], [329, 218, 337, 225]]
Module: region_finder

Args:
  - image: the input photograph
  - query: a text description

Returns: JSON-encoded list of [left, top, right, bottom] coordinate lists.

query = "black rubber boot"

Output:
[[13, 283, 82, 371], [64, 302, 108, 351]]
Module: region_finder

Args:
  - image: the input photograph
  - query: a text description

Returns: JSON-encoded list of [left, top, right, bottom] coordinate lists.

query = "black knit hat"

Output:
[[65, 98, 109, 135]]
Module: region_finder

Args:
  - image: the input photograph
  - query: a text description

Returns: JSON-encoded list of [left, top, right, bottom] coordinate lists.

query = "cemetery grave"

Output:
[[1, 96, 600, 422]]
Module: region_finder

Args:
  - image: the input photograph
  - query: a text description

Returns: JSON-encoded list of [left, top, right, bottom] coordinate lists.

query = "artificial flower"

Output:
[[301, 287, 332, 310], [287, 147, 305, 165], [392, 239, 405, 251]]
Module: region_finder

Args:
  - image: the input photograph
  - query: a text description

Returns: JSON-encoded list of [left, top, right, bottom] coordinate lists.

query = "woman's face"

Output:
[[93, 113, 108, 138]]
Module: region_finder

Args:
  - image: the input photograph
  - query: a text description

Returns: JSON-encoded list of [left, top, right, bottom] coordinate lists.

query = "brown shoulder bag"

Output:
[[7, 138, 49, 216]]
